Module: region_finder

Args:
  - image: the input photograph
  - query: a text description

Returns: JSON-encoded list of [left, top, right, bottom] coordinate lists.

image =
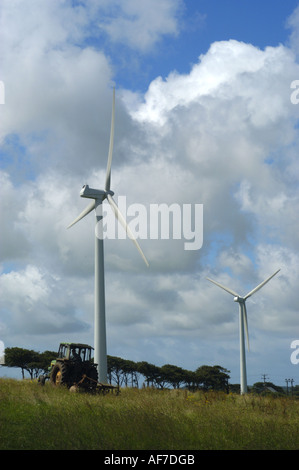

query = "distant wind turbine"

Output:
[[206, 269, 280, 394], [67, 88, 149, 383]]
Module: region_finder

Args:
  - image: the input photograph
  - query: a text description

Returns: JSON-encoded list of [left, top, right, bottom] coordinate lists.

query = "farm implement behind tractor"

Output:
[[38, 342, 119, 395]]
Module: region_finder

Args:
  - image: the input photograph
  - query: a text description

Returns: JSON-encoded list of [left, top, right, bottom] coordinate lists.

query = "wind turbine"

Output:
[[67, 88, 149, 383], [206, 269, 280, 394]]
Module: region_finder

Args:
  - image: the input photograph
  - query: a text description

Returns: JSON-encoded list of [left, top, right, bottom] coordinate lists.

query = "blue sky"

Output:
[[1, 0, 299, 387], [96, 1, 299, 91]]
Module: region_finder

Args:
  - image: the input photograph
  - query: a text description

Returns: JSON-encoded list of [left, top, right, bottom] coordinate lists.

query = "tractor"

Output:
[[48, 343, 98, 391]]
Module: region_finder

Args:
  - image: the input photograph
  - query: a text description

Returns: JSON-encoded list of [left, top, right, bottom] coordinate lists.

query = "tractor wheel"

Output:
[[50, 362, 69, 387], [85, 366, 98, 389]]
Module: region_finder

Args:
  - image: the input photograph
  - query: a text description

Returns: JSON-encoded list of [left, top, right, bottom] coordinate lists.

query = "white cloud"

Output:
[[0, 171, 30, 262], [0, 265, 91, 336], [125, 40, 296, 125], [96, 0, 182, 52]]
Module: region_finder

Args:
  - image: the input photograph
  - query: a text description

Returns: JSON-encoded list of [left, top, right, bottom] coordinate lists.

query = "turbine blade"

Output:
[[105, 87, 115, 191], [243, 269, 280, 300], [67, 200, 96, 229], [243, 303, 250, 352], [107, 194, 149, 267], [206, 277, 240, 297]]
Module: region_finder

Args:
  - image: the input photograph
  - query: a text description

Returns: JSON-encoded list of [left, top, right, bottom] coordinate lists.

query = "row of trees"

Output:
[[3, 347, 297, 395], [3, 348, 55, 380], [108, 357, 230, 391], [2, 347, 230, 391]]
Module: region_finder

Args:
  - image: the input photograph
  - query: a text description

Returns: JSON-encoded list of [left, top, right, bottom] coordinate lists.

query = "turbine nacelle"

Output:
[[80, 184, 114, 200], [234, 296, 244, 303]]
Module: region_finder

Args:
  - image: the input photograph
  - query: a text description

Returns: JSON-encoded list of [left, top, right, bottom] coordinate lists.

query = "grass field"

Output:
[[0, 378, 298, 450]]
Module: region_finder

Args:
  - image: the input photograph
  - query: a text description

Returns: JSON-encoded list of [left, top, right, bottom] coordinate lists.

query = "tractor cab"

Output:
[[57, 343, 94, 362]]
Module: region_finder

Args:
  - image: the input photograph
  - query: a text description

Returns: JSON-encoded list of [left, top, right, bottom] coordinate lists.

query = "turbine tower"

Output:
[[206, 269, 280, 394], [67, 88, 149, 383]]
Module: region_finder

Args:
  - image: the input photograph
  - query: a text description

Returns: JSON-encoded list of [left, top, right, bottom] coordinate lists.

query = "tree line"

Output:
[[2, 347, 230, 391]]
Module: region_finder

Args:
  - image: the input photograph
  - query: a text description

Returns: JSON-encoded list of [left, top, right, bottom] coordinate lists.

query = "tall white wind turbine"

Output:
[[206, 269, 280, 394], [67, 88, 149, 383]]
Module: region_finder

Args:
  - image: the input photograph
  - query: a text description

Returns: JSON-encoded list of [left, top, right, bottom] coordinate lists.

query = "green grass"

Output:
[[0, 378, 298, 450]]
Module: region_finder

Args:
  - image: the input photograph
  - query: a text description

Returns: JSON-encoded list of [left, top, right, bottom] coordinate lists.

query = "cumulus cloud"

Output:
[[125, 41, 296, 125]]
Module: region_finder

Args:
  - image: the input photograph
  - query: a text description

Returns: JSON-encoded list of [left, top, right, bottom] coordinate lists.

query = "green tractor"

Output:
[[48, 343, 98, 391]]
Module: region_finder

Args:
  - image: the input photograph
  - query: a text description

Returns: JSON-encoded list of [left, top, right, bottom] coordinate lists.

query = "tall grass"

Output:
[[0, 378, 298, 450]]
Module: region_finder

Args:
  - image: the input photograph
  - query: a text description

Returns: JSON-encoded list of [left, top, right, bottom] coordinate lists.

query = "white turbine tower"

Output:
[[67, 88, 149, 383], [206, 269, 280, 394]]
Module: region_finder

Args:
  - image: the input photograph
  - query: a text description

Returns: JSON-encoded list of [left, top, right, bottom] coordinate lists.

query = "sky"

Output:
[[1, 0, 299, 387]]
